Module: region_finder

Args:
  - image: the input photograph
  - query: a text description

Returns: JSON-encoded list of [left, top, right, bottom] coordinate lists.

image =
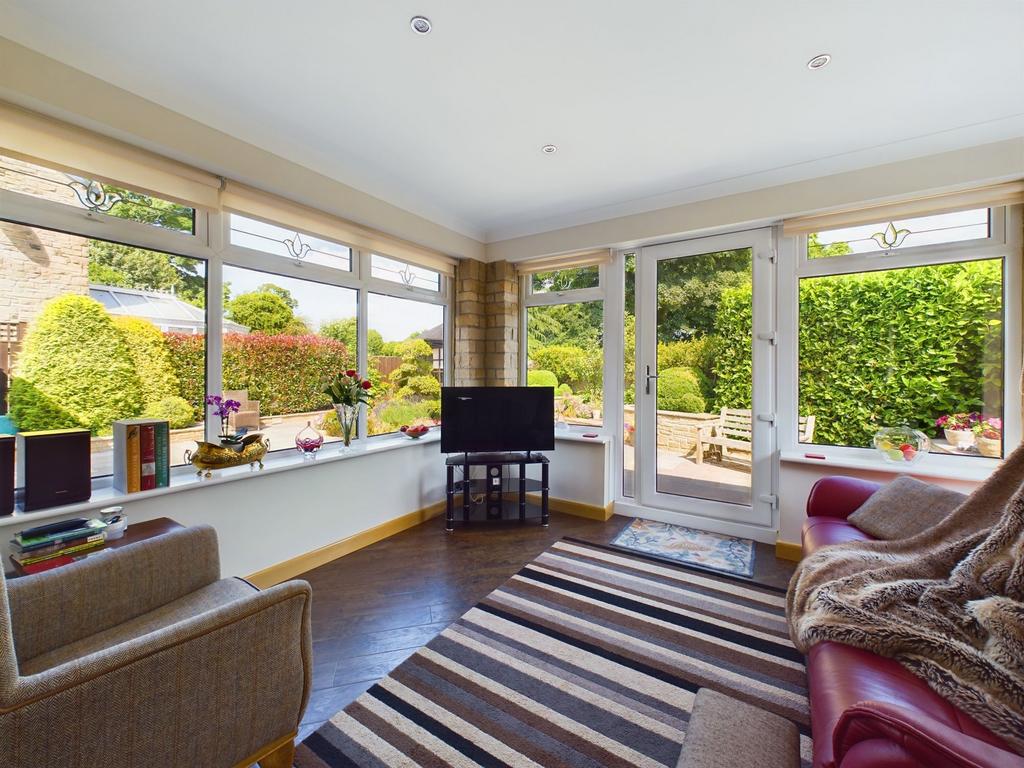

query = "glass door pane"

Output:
[[654, 248, 752, 505]]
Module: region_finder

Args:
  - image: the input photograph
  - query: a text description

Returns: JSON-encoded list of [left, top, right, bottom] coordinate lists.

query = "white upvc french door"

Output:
[[635, 228, 776, 528]]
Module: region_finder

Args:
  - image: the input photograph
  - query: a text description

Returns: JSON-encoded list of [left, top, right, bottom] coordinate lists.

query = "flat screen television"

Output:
[[441, 387, 555, 454]]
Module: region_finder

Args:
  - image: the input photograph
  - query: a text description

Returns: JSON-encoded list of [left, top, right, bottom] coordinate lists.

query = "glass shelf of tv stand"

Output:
[[451, 477, 544, 495]]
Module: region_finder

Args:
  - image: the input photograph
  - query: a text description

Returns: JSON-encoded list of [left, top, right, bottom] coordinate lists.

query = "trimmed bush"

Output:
[[529, 345, 601, 393], [142, 396, 196, 429], [556, 383, 573, 396], [10, 295, 143, 434], [382, 339, 433, 391], [527, 370, 558, 388], [398, 374, 441, 400], [658, 336, 719, 402], [114, 317, 180, 406], [657, 367, 706, 413]]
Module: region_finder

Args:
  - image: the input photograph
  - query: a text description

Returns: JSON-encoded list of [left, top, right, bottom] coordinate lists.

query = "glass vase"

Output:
[[295, 420, 324, 460], [334, 403, 359, 448]]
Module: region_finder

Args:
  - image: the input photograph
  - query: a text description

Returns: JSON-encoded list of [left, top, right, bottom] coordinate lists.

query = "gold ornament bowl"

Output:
[[184, 433, 270, 477]]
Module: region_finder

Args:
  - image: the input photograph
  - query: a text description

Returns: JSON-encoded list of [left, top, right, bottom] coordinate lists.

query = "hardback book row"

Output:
[[112, 419, 171, 494]]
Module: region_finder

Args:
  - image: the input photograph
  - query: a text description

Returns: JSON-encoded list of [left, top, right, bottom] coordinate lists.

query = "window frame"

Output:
[[777, 205, 1022, 470]]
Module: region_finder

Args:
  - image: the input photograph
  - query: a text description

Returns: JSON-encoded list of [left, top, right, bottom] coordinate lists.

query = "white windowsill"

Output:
[[780, 448, 998, 483], [2, 431, 443, 527]]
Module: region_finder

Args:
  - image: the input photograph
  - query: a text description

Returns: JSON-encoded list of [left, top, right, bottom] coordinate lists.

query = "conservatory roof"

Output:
[[89, 284, 249, 333]]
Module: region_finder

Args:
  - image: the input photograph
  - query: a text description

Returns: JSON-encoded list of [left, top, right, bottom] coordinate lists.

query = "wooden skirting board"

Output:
[[775, 540, 803, 562]]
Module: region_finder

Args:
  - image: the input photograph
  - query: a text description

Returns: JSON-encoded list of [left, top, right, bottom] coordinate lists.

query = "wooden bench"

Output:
[[695, 408, 815, 465]]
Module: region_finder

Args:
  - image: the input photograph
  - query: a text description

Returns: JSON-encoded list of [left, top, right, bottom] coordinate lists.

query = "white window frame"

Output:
[[777, 205, 1022, 473], [519, 263, 611, 431]]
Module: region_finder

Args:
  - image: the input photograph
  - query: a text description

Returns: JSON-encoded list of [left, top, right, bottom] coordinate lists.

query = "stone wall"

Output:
[[623, 404, 722, 454], [453, 258, 520, 386]]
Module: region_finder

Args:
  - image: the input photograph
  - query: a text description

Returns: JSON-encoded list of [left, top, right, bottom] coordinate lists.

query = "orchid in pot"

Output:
[[323, 370, 373, 448], [935, 412, 981, 450], [972, 417, 1002, 458], [206, 394, 243, 445]]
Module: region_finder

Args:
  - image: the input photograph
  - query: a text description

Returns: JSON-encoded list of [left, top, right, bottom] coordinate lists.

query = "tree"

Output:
[[257, 283, 298, 310], [320, 318, 384, 356], [87, 240, 211, 307], [527, 302, 603, 349], [227, 290, 296, 335], [807, 232, 854, 260]]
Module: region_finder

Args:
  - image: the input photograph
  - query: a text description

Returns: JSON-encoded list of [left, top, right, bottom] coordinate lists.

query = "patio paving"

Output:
[[622, 443, 751, 505]]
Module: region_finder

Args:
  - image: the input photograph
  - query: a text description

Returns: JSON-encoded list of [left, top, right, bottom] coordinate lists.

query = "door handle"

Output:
[[645, 365, 659, 395]]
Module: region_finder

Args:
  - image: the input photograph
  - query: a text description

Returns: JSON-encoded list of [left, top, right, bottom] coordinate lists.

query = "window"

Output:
[[0, 219, 206, 476], [371, 254, 440, 291], [531, 265, 600, 294], [1, 153, 196, 234], [221, 265, 358, 448], [808, 208, 990, 258], [366, 293, 444, 436], [229, 214, 352, 271], [795, 207, 1017, 461]]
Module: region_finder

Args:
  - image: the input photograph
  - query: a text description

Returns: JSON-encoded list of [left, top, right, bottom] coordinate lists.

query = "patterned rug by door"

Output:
[[294, 538, 810, 768], [610, 518, 756, 577]]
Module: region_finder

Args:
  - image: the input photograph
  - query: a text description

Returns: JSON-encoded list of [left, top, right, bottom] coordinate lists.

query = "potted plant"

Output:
[[206, 394, 244, 445], [324, 369, 373, 448], [973, 417, 1002, 458], [935, 412, 980, 450]]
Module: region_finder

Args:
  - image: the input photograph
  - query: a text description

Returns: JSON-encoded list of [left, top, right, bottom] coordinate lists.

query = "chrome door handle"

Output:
[[645, 365, 659, 395]]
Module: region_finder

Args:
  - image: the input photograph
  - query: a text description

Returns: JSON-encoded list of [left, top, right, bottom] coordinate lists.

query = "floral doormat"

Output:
[[610, 518, 756, 577]]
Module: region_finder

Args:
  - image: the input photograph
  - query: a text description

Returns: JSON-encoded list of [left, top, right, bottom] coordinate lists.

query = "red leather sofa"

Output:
[[802, 476, 1022, 768]]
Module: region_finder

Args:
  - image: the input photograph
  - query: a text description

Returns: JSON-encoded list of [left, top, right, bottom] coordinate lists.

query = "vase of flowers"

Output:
[[973, 417, 1002, 458], [324, 370, 373, 448], [206, 394, 244, 445], [936, 412, 979, 450]]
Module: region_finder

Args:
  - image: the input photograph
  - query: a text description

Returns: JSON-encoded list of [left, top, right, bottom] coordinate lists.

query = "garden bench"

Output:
[[695, 408, 815, 464]]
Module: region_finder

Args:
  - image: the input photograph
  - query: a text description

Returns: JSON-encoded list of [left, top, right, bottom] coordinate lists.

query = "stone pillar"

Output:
[[484, 261, 519, 386], [452, 258, 521, 387], [452, 258, 487, 386]]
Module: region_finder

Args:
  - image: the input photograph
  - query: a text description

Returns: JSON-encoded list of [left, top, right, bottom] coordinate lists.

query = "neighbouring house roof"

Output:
[[420, 323, 443, 348], [89, 284, 249, 334]]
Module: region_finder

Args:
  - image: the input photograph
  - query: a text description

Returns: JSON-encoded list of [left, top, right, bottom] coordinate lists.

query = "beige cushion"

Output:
[[677, 688, 799, 768], [19, 577, 256, 675], [847, 476, 966, 540]]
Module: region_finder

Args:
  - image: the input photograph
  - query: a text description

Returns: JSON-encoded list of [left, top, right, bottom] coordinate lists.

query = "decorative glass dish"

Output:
[[873, 425, 930, 465]]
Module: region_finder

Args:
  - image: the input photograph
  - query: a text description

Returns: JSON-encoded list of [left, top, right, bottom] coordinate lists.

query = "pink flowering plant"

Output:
[[972, 416, 1002, 440], [206, 394, 243, 443], [935, 412, 981, 432]]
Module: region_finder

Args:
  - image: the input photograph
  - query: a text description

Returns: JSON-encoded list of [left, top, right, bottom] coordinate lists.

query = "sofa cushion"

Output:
[[807, 642, 1009, 768], [19, 577, 257, 675], [846, 476, 966, 540], [802, 517, 874, 554]]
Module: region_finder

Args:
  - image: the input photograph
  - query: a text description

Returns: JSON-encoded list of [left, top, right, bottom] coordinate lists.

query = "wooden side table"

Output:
[[8, 517, 184, 578]]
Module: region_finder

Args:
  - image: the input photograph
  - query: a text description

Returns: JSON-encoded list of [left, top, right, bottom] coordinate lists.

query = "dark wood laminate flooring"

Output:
[[297, 512, 796, 741]]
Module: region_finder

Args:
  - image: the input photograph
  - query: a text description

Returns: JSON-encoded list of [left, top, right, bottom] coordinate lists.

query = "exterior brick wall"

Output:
[[453, 259, 520, 387]]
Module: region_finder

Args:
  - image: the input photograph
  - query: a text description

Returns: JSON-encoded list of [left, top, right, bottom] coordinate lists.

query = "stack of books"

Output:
[[11, 517, 108, 574], [112, 419, 171, 494]]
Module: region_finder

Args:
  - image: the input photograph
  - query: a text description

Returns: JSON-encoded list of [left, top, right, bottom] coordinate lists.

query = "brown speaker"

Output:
[[0, 435, 13, 517], [16, 429, 91, 512]]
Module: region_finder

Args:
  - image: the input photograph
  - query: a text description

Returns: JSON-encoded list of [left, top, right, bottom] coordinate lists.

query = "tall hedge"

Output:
[[165, 332, 353, 417], [713, 260, 1002, 447], [530, 345, 602, 394], [11, 295, 143, 434], [114, 317, 180, 407]]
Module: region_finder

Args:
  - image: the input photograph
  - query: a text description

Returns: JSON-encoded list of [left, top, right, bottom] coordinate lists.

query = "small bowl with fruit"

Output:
[[400, 424, 430, 440], [873, 425, 930, 465]]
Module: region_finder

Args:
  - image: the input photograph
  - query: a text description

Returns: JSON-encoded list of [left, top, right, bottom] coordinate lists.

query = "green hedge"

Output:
[[527, 370, 558, 388], [658, 337, 719, 403], [142, 396, 196, 429], [529, 345, 602, 394], [114, 317, 180, 407], [657, 367, 706, 413], [10, 296, 143, 434], [713, 260, 1003, 447], [165, 332, 354, 417]]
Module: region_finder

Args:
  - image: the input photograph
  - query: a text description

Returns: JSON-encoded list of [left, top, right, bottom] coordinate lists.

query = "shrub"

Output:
[[317, 408, 341, 437], [114, 317, 180, 406], [10, 295, 143, 434], [556, 383, 573, 396], [527, 370, 558, 388], [163, 333, 206, 420], [529, 345, 602, 393], [384, 339, 433, 390], [658, 336, 720, 402], [398, 375, 441, 400], [657, 367, 706, 413], [142, 396, 196, 429]]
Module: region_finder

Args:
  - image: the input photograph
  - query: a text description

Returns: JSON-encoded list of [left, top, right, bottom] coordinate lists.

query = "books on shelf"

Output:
[[112, 419, 170, 494], [11, 517, 108, 573]]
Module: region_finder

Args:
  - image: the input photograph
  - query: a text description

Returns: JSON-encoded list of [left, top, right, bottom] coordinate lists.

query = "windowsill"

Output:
[[555, 427, 611, 445], [2, 431, 442, 527], [780, 448, 998, 483]]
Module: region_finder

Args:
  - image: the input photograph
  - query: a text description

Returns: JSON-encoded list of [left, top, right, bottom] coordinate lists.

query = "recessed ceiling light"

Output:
[[410, 16, 432, 35], [807, 53, 831, 70], [541, 144, 558, 154]]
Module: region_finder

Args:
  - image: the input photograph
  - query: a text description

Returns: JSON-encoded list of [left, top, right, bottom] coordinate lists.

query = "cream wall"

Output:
[[0, 37, 485, 261]]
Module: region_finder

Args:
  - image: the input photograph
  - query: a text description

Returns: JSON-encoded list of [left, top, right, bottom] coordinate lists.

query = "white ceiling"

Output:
[[2, 0, 1023, 243]]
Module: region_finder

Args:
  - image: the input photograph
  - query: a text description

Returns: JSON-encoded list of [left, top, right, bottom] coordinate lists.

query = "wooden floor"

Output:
[[296, 512, 796, 741]]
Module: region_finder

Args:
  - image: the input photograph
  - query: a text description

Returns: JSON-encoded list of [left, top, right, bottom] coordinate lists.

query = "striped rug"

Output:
[[295, 538, 811, 768]]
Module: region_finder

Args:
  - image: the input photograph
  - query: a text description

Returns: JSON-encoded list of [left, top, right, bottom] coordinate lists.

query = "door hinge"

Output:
[[759, 493, 778, 510], [756, 413, 776, 424], [759, 248, 777, 263], [756, 331, 777, 345]]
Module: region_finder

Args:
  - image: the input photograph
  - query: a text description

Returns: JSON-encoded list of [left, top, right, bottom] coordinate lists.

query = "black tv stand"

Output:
[[445, 452, 549, 532]]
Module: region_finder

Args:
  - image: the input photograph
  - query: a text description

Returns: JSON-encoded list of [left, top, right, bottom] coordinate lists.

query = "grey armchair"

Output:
[[0, 525, 312, 768]]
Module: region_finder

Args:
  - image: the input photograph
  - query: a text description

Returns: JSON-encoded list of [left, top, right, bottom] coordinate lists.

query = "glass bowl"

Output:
[[873, 425, 930, 465]]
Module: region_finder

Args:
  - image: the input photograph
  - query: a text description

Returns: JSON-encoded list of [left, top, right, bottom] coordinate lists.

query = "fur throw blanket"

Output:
[[787, 442, 1024, 754]]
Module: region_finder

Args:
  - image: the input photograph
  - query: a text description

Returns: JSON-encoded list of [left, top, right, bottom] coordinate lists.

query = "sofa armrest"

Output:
[[834, 701, 1022, 768], [2, 580, 312, 767], [6, 525, 221, 664], [806, 477, 882, 520]]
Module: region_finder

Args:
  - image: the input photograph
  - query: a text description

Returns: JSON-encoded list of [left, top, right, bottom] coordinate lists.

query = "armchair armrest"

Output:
[[834, 701, 1022, 768], [6, 525, 221, 664], [806, 477, 882, 520]]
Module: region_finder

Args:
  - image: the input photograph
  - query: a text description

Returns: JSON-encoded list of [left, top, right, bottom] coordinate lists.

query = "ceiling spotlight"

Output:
[[410, 16, 432, 35], [541, 144, 558, 154], [807, 53, 831, 70]]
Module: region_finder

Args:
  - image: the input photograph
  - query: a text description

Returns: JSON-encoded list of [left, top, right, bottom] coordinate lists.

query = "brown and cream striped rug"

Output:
[[295, 538, 811, 767]]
